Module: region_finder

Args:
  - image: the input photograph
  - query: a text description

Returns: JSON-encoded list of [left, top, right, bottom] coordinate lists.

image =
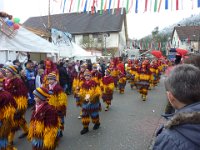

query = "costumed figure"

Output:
[[149, 60, 159, 88], [0, 78, 17, 150], [72, 64, 86, 118], [0, 68, 6, 80], [129, 60, 139, 89], [4, 65, 29, 145], [125, 59, 132, 81], [136, 60, 152, 101], [110, 62, 119, 90], [47, 73, 67, 138], [28, 87, 60, 150], [91, 63, 102, 86], [78, 69, 101, 135], [100, 69, 114, 111], [42, 59, 59, 88], [118, 71, 126, 94], [25, 60, 36, 107]]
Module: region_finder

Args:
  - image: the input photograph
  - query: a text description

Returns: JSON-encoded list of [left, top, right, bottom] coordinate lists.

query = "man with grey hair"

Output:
[[153, 64, 200, 150]]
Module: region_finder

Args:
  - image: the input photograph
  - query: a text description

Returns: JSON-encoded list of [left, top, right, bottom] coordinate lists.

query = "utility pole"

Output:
[[47, 0, 52, 42]]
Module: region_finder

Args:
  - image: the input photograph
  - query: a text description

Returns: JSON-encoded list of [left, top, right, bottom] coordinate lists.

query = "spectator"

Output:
[[153, 64, 200, 150]]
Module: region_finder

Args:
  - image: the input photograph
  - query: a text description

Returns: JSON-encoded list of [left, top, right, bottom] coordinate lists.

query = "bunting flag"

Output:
[[117, 0, 121, 14], [121, 0, 124, 14], [144, 0, 148, 12], [165, 0, 168, 10], [191, 0, 194, 9], [108, 0, 112, 13], [91, 0, 96, 14], [104, 0, 108, 12], [128, 0, 134, 13], [112, 0, 116, 14], [198, 0, 200, 7], [176, 0, 179, 10], [135, 0, 138, 13], [81, 0, 85, 7], [84, 0, 88, 13], [158, 0, 162, 12], [171, 0, 173, 11], [77, 0, 81, 12], [100, 0, 104, 15], [62, 0, 67, 13], [126, 0, 130, 13], [150, 0, 153, 11], [69, 0, 74, 12], [154, 0, 158, 12]]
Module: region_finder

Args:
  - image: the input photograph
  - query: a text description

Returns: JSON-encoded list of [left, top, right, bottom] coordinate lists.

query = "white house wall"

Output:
[[118, 20, 126, 56]]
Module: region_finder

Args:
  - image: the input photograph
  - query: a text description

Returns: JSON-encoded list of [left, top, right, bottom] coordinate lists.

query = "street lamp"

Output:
[[103, 33, 109, 55]]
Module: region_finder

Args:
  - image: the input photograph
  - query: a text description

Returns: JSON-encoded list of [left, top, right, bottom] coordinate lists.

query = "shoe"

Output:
[[78, 115, 82, 119], [93, 123, 100, 130], [80, 127, 89, 135], [18, 132, 28, 139], [105, 107, 108, 111]]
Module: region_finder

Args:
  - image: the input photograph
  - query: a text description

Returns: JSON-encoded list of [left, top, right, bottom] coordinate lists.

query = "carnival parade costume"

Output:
[[28, 87, 60, 150], [78, 69, 101, 135], [118, 71, 126, 94], [136, 61, 152, 101], [0, 79, 17, 150], [47, 73, 67, 137], [4, 65, 29, 145], [129, 62, 139, 89], [149, 60, 159, 88], [100, 69, 115, 111], [42, 59, 59, 88], [72, 64, 87, 118], [91, 63, 102, 86]]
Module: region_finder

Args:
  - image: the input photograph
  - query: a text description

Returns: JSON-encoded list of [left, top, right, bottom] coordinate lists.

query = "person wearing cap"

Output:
[[47, 73, 67, 137], [72, 63, 87, 119], [78, 69, 101, 135], [100, 68, 115, 111], [28, 87, 60, 150], [0, 78, 17, 150], [91, 63, 102, 86], [4, 65, 29, 145]]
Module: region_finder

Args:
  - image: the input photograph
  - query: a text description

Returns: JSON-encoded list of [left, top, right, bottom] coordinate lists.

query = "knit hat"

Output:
[[6, 65, 18, 75], [33, 87, 49, 101], [92, 63, 98, 68], [47, 72, 57, 81], [84, 69, 91, 76], [80, 63, 87, 69], [0, 68, 6, 76]]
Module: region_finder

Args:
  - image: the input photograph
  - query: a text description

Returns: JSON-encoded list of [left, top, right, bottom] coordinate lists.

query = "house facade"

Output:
[[23, 8, 128, 57], [170, 26, 200, 55]]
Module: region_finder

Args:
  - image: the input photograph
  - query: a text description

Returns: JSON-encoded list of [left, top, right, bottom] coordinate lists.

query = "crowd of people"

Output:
[[0, 54, 200, 150]]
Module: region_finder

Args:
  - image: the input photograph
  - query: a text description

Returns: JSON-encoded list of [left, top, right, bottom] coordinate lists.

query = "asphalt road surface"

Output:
[[15, 76, 167, 150]]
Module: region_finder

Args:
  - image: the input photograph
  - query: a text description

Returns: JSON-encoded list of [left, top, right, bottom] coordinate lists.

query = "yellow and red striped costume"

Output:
[[28, 101, 60, 150], [4, 76, 29, 144], [100, 74, 114, 107], [48, 83, 67, 134], [0, 88, 17, 150], [79, 79, 101, 128]]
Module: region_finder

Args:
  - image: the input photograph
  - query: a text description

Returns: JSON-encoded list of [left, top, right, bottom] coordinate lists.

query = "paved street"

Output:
[[15, 77, 167, 150]]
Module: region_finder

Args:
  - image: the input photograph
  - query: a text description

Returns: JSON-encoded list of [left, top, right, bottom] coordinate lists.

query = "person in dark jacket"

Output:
[[58, 62, 69, 93], [153, 64, 200, 150]]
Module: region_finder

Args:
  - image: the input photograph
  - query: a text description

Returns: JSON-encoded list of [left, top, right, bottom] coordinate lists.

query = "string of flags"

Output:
[[53, 0, 200, 14]]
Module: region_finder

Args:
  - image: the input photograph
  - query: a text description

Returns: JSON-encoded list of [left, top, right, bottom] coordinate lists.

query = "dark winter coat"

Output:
[[153, 102, 200, 150]]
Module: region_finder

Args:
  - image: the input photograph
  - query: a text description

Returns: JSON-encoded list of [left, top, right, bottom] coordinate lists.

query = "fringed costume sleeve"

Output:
[[0, 90, 17, 138], [28, 103, 59, 150], [48, 84, 67, 117], [5, 77, 28, 114]]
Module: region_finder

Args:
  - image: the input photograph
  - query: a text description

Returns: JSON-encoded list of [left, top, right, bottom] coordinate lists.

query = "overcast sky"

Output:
[[1, 0, 200, 39]]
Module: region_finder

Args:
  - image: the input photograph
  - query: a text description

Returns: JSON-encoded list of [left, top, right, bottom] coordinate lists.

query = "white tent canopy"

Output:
[[58, 42, 92, 58], [0, 26, 58, 54]]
